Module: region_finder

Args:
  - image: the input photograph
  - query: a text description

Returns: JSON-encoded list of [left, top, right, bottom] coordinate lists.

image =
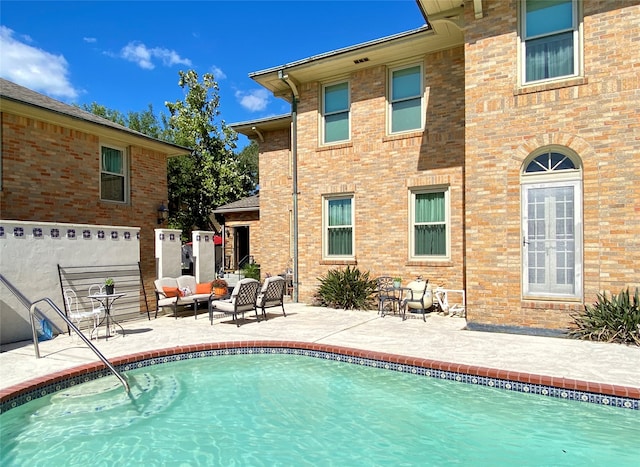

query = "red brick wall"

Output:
[[463, 1, 640, 328], [1, 111, 170, 308]]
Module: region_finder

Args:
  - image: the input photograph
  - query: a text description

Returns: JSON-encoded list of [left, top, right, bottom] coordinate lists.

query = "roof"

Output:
[[229, 114, 291, 140], [0, 78, 191, 157], [248, 21, 463, 102], [213, 194, 260, 214]]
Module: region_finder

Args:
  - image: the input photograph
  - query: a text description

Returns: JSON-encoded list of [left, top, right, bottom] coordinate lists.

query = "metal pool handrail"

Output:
[[29, 297, 130, 393]]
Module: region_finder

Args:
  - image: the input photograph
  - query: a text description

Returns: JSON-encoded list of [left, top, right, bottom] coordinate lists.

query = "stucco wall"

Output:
[[0, 220, 140, 344]]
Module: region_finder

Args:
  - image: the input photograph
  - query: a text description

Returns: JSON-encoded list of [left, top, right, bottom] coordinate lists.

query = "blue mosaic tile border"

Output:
[[2, 347, 637, 413]]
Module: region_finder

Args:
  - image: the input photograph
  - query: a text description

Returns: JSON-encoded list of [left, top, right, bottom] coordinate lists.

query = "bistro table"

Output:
[[88, 292, 126, 339]]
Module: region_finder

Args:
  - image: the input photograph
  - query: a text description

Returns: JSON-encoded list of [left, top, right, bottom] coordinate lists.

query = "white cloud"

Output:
[[119, 41, 191, 70], [83, 37, 97, 43], [0, 26, 79, 100], [235, 89, 270, 112], [210, 65, 226, 81]]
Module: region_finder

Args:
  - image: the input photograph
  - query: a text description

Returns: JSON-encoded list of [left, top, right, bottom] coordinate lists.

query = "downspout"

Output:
[[278, 70, 299, 302]]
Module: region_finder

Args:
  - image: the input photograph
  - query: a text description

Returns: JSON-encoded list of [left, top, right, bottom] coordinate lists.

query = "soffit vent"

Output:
[[353, 57, 370, 64]]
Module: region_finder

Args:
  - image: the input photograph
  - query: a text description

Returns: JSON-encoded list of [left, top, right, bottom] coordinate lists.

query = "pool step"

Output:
[[29, 373, 180, 436]]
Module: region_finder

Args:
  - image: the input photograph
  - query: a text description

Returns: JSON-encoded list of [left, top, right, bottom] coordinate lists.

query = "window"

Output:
[[390, 64, 423, 134], [322, 82, 350, 144], [411, 188, 449, 259], [100, 145, 128, 202], [522, 0, 579, 83], [324, 195, 354, 258], [521, 150, 582, 299]]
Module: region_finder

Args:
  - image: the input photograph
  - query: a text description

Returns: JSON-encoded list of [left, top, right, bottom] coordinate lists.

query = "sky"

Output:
[[0, 0, 426, 148]]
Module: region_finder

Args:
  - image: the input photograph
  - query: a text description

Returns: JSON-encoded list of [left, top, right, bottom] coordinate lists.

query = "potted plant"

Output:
[[393, 277, 402, 288], [211, 278, 228, 296], [104, 278, 115, 295]]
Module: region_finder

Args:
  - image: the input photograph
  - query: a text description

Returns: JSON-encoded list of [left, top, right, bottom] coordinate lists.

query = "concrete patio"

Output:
[[1, 303, 639, 394]]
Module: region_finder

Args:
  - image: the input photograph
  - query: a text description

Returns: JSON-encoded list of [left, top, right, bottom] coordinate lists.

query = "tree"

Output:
[[127, 104, 165, 140], [79, 102, 126, 126], [237, 140, 259, 194], [165, 70, 250, 238], [79, 70, 255, 240]]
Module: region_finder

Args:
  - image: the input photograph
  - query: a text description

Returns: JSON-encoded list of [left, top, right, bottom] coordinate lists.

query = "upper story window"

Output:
[[522, 0, 579, 84], [324, 195, 354, 258], [322, 81, 350, 144], [410, 188, 449, 260], [389, 64, 423, 134], [100, 145, 128, 203]]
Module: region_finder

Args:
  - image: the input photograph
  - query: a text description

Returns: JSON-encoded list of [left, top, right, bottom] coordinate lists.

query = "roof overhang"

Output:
[[249, 22, 463, 102], [416, 0, 482, 21], [229, 114, 291, 140], [0, 97, 191, 157]]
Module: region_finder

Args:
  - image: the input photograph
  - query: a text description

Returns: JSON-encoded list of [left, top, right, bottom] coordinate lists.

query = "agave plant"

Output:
[[315, 266, 377, 310], [569, 287, 640, 346]]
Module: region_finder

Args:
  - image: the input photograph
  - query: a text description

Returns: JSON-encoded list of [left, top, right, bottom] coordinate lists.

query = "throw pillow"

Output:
[[196, 282, 212, 294], [162, 286, 179, 298], [179, 286, 192, 297]]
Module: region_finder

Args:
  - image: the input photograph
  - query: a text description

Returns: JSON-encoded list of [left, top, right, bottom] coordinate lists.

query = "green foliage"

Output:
[[165, 70, 250, 239], [238, 140, 259, 194], [316, 266, 377, 310], [242, 263, 261, 281], [79, 102, 126, 126], [569, 288, 640, 346]]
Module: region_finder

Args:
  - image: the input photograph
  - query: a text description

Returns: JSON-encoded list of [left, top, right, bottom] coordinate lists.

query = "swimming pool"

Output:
[[1, 350, 638, 465]]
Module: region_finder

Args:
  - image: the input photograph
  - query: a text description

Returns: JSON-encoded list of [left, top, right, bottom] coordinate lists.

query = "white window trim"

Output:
[[322, 194, 355, 260], [518, 0, 582, 86], [409, 186, 450, 261], [100, 143, 129, 204], [321, 80, 351, 145], [388, 63, 425, 135]]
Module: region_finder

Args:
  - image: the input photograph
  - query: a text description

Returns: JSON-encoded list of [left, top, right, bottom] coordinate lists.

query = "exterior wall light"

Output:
[[157, 202, 169, 225]]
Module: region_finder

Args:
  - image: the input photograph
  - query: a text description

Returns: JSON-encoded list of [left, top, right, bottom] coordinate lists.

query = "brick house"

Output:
[[230, 0, 640, 331], [212, 194, 260, 272], [0, 78, 189, 307]]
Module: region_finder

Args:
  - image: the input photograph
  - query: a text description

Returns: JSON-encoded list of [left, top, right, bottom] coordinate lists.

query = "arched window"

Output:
[[521, 149, 582, 299]]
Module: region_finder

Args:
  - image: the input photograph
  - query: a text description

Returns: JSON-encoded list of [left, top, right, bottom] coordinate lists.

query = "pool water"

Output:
[[1, 354, 638, 466]]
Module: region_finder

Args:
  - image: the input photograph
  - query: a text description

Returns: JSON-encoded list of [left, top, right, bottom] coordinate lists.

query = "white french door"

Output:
[[522, 181, 582, 298]]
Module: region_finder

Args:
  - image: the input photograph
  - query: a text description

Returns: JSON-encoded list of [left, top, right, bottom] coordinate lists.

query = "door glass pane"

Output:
[[525, 185, 575, 295]]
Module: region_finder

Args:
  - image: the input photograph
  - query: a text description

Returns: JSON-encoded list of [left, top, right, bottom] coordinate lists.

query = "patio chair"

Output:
[[63, 289, 99, 340], [256, 276, 286, 320], [87, 284, 106, 338], [208, 278, 261, 327], [401, 278, 433, 321], [376, 276, 401, 317]]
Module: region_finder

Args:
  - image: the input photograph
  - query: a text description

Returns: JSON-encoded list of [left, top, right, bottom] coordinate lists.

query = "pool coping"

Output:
[[2, 340, 639, 413]]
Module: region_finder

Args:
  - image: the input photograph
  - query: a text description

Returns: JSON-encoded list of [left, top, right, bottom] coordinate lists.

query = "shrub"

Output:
[[315, 266, 377, 310], [569, 287, 640, 346], [241, 262, 261, 281]]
